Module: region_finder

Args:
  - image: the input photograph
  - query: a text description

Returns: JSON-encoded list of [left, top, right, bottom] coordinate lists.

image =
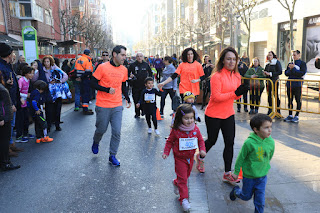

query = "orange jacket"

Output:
[[75, 54, 93, 72], [205, 68, 241, 119]]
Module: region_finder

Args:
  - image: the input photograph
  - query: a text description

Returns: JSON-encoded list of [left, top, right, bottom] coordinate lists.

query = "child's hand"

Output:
[[136, 103, 140, 108], [162, 154, 168, 159], [20, 98, 26, 105], [35, 110, 41, 115], [0, 120, 4, 126], [199, 150, 206, 158], [27, 93, 30, 98]]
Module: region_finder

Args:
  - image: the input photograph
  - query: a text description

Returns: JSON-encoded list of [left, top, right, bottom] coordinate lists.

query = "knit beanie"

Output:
[[0, 43, 13, 58], [183, 91, 195, 102]]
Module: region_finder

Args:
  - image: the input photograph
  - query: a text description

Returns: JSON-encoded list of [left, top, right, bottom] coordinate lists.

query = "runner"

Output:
[[90, 45, 131, 166]]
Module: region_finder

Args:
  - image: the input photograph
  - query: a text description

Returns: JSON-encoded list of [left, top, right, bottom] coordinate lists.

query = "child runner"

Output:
[[162, 104, 206, 211], [230, 114, 275, 213], [136, 77, 161, 135], [183, 91, 201, 122], [30, 80, 53, 143], [16, 65, 35, 142]]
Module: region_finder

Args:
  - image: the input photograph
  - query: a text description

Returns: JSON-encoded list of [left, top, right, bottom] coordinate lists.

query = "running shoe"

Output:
[[196, 153, 205, 173], [28, 134, 35, 139], [148, 128, 153, 134], [41, 136, 53, 142], [291, 116, 299, 123], [284, 115, 293, 122], [109, 155, 120, 166], [181, 199, 190, 211], [92, 144, 99, 154], [74, 107, 79, 111], [223, 172, 240, 184], [230, 186, 240, 201], [16, 136, 28, 143], [172, 180, 179, 195], [155, 129, 160, 135]]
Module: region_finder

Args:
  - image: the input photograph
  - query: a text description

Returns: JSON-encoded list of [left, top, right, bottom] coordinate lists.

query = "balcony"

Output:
[[9, 0, 42, 21]]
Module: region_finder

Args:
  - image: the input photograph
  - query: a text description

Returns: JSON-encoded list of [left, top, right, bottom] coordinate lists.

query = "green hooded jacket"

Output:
[[244, 66, 265, 89], [234, 132, 275, 179]]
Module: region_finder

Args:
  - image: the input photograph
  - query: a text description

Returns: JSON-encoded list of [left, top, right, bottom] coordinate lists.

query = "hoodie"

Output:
[[234, 132, 275, 179]]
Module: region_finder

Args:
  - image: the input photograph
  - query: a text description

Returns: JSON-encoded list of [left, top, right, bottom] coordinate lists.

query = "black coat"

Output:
[[128, 61, 152, 90]]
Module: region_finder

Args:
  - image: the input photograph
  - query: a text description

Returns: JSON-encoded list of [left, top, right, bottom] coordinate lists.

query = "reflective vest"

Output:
[[74, 54, 93, 77]]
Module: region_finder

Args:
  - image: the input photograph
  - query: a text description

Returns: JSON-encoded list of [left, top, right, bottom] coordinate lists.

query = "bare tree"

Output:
[[277, 0, 297, 50], [230, 0, 259, 56], [181, 18, 195, 47], [193, 12, 213, 55]]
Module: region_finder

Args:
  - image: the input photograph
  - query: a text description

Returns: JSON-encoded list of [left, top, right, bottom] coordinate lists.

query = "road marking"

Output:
[[188, 171, 210, 212]]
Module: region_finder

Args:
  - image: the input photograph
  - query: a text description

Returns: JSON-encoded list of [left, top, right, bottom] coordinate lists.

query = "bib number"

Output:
[[179, 138, 198, 151], [144, 93, 155, 102]]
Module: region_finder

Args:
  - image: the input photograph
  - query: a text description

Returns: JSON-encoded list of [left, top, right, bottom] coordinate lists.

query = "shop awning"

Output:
[[0, 34, 23, 47], [57, 40, 83, 46]]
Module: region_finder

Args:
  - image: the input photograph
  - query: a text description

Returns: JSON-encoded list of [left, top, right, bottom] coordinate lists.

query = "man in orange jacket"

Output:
[[75, 49, 94, 115]]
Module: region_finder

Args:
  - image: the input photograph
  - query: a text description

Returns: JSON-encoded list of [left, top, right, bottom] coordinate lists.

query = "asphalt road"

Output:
[[0, 100, 184, 213]]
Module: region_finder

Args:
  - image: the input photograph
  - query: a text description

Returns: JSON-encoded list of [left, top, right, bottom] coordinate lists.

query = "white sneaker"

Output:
[[155, 129, 160, 135], [172, 180, 179, 195], [181, 198, 190, 211], [148, 128, 153, 134]]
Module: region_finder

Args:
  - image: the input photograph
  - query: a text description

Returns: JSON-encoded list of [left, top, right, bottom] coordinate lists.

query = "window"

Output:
[[45, 10, 51, 25], [33, 4, 43, 22], [259, 8, 268, 19], [9, 1, 18, 16], [19, 3, 32, 17]]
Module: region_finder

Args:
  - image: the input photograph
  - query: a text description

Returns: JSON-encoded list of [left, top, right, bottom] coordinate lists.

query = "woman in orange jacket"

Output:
[[200, 47, 248, 183]]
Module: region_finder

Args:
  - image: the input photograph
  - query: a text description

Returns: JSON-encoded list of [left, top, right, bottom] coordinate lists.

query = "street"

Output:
[[1, 97, 320, 213]]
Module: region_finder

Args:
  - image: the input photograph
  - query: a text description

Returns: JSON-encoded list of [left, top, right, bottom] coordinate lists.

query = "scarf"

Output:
[[178, 123, 195, 132]]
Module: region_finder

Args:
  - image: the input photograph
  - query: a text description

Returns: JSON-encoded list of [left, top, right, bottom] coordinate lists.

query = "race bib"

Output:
[[179, 138, 198, 151], [144, 93, 155, 101]]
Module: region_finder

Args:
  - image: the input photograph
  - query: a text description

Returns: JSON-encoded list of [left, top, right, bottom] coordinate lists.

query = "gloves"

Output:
[[197, 117, 201, 122], [235, 84, 248, 96]]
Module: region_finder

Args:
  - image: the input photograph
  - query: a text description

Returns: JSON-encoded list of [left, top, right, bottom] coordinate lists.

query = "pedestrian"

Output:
[[136, 77, 161, 135], [264, 51, 282, 115], [15, 66, 35, 143], [13, 55, 26, 74], [244, 57, 265, 114], [61, 59, 71, 74], [29, 80, 53, 143], [171, 53, 178, 68], [201, 55, 214, 110], [158, 48, 205, 100], [237, 59, 249, 113], [128, 52, 153, 118], [202, 47, 248, 182], [0, 70, 20, 171], [162, 104, 206, 212], [69, 56, 81, 111], [230, 114, 274, 213], [96, 51, 109, 69], [74, 49, 94, 115], [0, 43, 23, 155], [159, 56, 177, 117], [183, 91, 201, 122], [41, 55, 69, 131], [90, 45, 131, 166], [153, 54, 165, 83], [284, 50, 307, 123], [240, 51, 250, 67]]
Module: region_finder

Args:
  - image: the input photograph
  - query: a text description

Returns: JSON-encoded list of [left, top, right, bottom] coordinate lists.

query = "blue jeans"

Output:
[[73, 80, 81, 108], [93, 106, 123, 155], [235, 176, 267, 213], [10, 112, 16, 144]]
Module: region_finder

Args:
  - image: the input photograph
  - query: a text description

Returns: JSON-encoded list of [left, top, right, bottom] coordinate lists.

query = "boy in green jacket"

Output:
[[230, 113, 274, 213]]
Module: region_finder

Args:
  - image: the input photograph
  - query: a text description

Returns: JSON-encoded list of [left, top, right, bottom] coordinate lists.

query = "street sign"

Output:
[[22, 26, 39, 64]]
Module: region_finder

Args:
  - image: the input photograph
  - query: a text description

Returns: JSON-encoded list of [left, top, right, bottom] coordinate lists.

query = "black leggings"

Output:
[[267, 81, 280, 112], [205, 115, 235, 172], [249, 87, 264, 110], [0, 122, 11, 165], [287, 86, 302, 116], [145, 111, 157, 129], [45, 98, 62, 129], [202, 81, 210, 107]]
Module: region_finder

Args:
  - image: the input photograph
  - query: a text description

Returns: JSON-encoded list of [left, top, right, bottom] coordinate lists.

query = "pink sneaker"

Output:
[[223, 172, 240, 184], [196, 154, 205, 173]]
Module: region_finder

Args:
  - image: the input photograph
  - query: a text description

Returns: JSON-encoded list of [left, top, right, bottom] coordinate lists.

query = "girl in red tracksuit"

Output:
[[162, 104, 206, 211]]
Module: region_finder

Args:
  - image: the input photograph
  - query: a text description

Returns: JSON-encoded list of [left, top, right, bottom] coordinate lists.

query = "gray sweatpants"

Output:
[[93, 106, 123, 155]]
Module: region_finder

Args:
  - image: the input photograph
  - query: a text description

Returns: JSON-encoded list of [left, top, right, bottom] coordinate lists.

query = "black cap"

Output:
[[0, 43, 13, 58]]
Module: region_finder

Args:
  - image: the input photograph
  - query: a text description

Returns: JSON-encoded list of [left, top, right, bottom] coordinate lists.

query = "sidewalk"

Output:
[[189, 104, 320, 213]]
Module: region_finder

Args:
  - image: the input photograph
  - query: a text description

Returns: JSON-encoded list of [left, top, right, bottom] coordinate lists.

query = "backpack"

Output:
[[172, 93, 181, 111]]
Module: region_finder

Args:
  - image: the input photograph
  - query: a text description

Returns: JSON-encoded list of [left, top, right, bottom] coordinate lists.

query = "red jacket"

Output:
[[164, 125, 206, 159]]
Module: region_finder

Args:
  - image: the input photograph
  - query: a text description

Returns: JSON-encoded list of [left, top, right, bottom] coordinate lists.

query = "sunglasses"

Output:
[[102, 54, 109, 56]]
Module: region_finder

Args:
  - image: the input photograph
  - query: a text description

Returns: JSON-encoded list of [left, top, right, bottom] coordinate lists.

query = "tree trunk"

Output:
[[289, 12, 294, 51]]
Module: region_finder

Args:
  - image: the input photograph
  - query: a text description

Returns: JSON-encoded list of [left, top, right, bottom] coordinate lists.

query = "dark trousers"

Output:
[[205, 115, 235, 172], [202, 81, 211, 107], [80, 77, 91, 107], [34, 113, 47, 139], [45, 98, 62, 129], [160, 88, 175, 114], [287, 86, 302, 116], [156, 68, 162, 83], [132, 88, 144, 116], [16, 107, 29, 138], [249, 87, 264, 110], [0, 122, 11, 164], [235, 176, 267, 213], [267, 81, 280, 112], [237, 92, 248, 110], [146, 111, 157, 129]]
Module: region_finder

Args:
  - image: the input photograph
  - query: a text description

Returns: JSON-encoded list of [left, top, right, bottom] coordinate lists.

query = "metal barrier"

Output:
[[274, 79, 320, 118], [235, 77, 276, 118]]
